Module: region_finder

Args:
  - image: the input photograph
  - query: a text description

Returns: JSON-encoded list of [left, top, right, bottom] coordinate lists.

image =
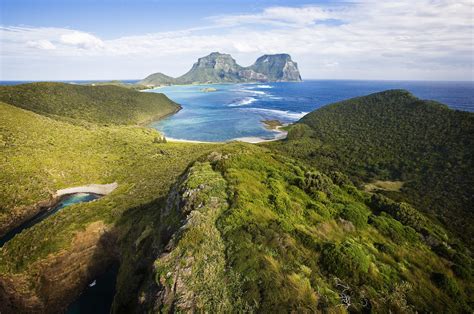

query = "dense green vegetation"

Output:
[[151, 161, 240, 312], [0, 85, 472, 313], [139, 72, 177, 86], [0, 101, 215, 273], [84, 80, 153, 91], [0, 82, 179, 125], [270, 90, 474, 249], [148, 144, 472, 312]]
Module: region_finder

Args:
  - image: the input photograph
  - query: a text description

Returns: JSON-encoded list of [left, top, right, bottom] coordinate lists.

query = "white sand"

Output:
[[233, 127, 288, 143], [55, 182, 118, 197], [166, 128, 287, 144]]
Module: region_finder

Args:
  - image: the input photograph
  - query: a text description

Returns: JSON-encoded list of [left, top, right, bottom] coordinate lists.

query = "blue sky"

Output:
[[1, 0, 473, 80], [2, 0, 337, 37]]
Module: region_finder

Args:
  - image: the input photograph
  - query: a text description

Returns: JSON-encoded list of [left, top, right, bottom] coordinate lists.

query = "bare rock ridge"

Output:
[[139, 52, 302, 86]]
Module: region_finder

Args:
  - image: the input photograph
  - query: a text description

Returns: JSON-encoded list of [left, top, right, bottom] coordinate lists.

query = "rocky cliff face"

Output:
[[139, 52, 302, 86], [0, 221, 118, 313], [134, 154, 244, 313], [177, 52, 243, 84], [249, 54, 302, 81], [192, 52, 240, 72]]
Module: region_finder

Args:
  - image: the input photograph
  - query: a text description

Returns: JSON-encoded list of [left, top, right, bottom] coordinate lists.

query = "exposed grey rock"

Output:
[[249, 54, 302, 81], [139, 52, 302, 86]]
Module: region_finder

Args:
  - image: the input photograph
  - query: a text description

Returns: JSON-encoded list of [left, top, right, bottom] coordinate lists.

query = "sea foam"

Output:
[[241, 108, 308, 120], [228, 97, 257, 107], [239, 89, 267, 95]]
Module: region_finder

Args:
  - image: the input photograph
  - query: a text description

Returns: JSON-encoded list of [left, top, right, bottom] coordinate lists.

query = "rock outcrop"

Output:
[[249, 54, 302, 81], [135, 156, 244, 313], [139, 52, 302, 86]]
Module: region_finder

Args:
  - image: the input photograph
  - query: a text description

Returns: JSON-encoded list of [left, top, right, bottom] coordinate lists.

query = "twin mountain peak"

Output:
[[140, 52, 302, 86]]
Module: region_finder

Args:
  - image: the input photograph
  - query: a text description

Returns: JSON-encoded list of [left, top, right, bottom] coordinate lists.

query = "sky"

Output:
[[1, 0, 473, 81]]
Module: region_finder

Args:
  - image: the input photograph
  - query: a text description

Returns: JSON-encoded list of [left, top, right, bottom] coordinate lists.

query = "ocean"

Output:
[[147, 80, 474, 142]]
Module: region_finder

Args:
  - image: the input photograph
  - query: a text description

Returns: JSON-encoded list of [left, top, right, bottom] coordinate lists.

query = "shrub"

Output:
[[287, 124, 313, 140], [328, 171, 352, 186], [298, 171, 333, 196], [319, 240, 370, 282], [307, 202, 334, 220], [340, 204, 370, 228], [369, 194, 446, 242], [370, 213, 419, 243]]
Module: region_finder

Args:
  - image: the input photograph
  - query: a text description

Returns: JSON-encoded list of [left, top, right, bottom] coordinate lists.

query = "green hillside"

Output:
[[0, 82, 180, 125], [271, 90, 474, 248], [83, 80, 153, 90], [0, 87, 472, 313], [139, 73, 177, 86], [133, 145, 472, 313], [0, 101, 214, 269]]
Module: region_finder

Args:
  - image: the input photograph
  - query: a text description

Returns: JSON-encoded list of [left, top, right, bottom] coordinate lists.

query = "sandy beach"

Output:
[[55, 182, 118, 197], [166, 126, 288, 144]]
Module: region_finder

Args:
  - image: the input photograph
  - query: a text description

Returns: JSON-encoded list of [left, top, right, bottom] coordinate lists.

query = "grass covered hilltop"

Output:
[[0, 82, 180, 125], [0, 83, 472, 313], [270, 90, 474, 248]]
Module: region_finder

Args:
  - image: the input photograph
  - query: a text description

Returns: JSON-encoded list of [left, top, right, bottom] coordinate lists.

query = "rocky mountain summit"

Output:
[[139, 52, 302, 86]]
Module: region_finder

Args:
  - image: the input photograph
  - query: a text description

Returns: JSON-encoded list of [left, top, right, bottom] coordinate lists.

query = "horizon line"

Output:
[[1, 78, 473, 83]]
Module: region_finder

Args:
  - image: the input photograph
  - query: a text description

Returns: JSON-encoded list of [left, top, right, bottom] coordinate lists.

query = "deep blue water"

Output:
[[148, 80, 474, 142], [66, 263, 119, 314], [0, 193, 101, 247]]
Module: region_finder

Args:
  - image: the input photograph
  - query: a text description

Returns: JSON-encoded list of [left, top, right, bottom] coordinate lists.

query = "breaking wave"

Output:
[[228, 97, 257, 107], [241, 108, 308, 120], [239, 89, 267, 95]]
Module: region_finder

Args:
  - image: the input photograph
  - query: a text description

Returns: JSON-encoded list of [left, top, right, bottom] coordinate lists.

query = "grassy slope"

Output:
[[83, 80, 153, 91], [150, 144, 472, 312], [139, 73, 177, 86], [1, 85, 472, 312], [0, 82, 180, 125], [0, 101, 216, 273], [269, 90, 474, 248]]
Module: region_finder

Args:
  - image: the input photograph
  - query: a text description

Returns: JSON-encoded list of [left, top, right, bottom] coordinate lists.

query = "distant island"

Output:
[[139, 52, 302, 86]]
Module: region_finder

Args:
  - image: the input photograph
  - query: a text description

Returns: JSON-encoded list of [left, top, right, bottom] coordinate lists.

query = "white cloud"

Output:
[[324, 61, 339, 68], [59, 31, 104, 49], [209, 6, 333, 27], [26, 39, 56, 50], [1, 0, 473, 80]]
